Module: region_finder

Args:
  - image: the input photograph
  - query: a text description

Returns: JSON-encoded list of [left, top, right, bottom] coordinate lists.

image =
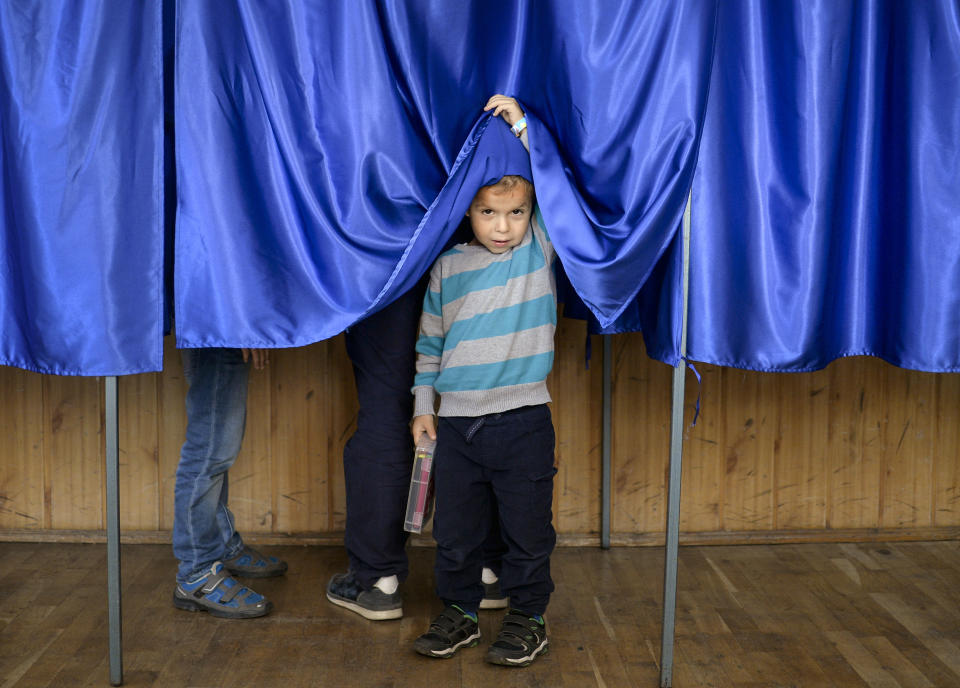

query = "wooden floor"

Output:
[[1, 541, 959, 687]]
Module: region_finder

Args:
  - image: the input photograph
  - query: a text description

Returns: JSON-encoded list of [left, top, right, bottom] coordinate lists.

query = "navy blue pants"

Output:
[[343, 283, 425, 590], [343, 281, 507, 591], [434, 405, 557, 616]]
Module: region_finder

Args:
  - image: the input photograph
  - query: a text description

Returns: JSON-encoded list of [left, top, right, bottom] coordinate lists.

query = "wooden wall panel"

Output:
[[680, 363, 723, 532], [610, 333, 672, 535], [828, 359, 884, 529], [0, 369, 44, 529], [934, 374, 960, 526], [229, 358, 274, 533], [321, 336, 356, 532], [880, 366, 936, 528], [721, 369, 777, 530], [157, 337, 188, 530], [1, 338, 959, 543], [774, 369, 829, 529], [118, 373, 159, 530], [42, 376, 102, 529], [271, 345, 331, 532], [548, 318, 602, 535]]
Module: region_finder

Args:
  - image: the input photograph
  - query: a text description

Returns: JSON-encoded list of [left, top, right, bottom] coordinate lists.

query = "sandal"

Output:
[[173, 562, 272, 618], [222, 545, 288, 578]]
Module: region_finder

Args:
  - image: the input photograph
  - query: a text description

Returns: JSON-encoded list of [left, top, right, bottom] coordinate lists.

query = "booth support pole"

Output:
[[659, 190, 692, 688], [105, 376, 123, 686], [601, 334, 612, 549]]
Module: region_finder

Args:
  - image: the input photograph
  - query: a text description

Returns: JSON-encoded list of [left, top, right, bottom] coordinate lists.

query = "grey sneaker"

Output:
[[223, 545, 288, 578], [480, 580, 508, 609], [326, 571, 402, 620]]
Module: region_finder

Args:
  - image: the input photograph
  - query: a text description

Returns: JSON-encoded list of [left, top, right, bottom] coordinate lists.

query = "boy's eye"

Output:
[[511, 208, 526, 215]]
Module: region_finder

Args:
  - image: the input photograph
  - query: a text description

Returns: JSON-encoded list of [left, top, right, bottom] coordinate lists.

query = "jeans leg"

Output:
[[342, 281, 426, 590], [173, 347, 249, 582]]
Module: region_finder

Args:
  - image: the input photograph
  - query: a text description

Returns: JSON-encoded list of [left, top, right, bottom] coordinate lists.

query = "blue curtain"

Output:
[[2, 1, 959, 375], [173, 0, 716, 349], [0, 2, 164, 375], [668, 0, 960, 372]]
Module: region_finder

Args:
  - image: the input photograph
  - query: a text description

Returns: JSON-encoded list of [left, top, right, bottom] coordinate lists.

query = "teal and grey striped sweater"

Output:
[[412, 209, 557, 418]]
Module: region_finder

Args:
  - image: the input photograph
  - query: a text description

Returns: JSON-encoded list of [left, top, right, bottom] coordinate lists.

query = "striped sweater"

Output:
[[412, 208, 557, 418]]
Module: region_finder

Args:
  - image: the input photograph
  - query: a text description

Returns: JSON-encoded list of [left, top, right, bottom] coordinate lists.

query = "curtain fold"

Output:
[[3, 1, 957, 376], [675, 0, 960, 372], [0, 1, 164, 374], [173, 0, 716, 353]]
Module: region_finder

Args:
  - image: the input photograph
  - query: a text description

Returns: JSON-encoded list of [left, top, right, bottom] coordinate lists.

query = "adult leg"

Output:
[[328, 282, 426, 620], [172, 347, 272, 618], [173, 347, 249, 582], [340, 282, 425, 589]]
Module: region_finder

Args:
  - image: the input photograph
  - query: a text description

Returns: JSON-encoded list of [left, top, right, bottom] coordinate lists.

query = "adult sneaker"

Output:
[[485, 610, 548, 666], [326, 571, 402, 620], [480, 579, 508, 609], [414, 606, 481, 658], [173, 562, 272, 619]]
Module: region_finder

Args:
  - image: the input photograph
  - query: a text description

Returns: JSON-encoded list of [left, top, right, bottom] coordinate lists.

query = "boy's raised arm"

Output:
[[485, 94, 529, 150]]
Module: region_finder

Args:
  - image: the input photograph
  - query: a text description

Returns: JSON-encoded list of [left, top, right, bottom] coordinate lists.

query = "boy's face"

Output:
[[466, 184, 533, 254]]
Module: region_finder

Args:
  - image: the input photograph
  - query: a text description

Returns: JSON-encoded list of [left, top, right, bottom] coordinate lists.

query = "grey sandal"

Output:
[[223, 545, 288, 578], [173, 562, 272, 619]]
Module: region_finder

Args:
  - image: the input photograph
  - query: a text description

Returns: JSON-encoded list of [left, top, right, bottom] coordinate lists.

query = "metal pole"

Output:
[[601, 334, 612, 549], [659, 191, 692, 688], [105, 376, 123, 686]]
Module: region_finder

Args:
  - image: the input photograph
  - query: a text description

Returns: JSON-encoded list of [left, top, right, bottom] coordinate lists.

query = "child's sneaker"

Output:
[[326, 571, 402, 620], [485, 610, 548, 666], [414, 605, 481, 658], [173, 562, 272, 619]]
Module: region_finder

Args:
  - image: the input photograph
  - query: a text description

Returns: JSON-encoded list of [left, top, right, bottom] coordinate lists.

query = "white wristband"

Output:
[[510, 116, 527, 137]]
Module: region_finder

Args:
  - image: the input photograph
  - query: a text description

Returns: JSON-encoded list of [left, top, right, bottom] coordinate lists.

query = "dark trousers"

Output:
[[343, 284, 425, 590], [434, 405, 557, 616]]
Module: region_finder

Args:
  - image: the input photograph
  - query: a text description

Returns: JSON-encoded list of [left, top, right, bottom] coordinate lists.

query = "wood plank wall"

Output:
[[1, 321, 958, 543]]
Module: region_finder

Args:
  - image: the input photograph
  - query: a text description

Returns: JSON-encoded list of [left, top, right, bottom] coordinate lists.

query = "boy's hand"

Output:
[[241, 348, 269, 370], [411, 414, 437, 444], [484, 94, 525, 127]]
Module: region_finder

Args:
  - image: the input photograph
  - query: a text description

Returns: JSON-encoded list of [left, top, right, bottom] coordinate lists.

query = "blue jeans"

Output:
[[172, 347, 249, 582]]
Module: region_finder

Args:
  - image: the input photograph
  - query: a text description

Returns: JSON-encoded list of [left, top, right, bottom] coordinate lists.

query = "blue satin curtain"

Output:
[[0, 1, 164, 375], [673, 0, 960, 372], [173, 0, 716, 349], [2, 1, 959, 375]]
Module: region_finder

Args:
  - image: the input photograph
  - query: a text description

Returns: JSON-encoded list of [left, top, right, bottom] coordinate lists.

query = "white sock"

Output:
[[481, 567, 498, 584], [373, 574, 398, 595]]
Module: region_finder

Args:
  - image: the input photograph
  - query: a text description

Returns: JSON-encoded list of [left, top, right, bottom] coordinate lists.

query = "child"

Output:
[[411, 95, 557, 667]]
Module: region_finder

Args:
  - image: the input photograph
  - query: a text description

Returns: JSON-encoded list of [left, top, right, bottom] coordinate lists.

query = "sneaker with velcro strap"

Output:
[[173, 562, 272, 619], [485, 609, 549, 666], [413, 605, 481, 658], [222, 545, 288, 578]]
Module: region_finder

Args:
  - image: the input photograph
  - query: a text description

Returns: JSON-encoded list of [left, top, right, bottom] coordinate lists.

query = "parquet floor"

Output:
[[1, 541, 958, 687]]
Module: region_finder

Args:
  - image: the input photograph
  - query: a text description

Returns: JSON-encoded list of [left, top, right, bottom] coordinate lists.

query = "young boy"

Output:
[[411, 95, 557, 667]]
